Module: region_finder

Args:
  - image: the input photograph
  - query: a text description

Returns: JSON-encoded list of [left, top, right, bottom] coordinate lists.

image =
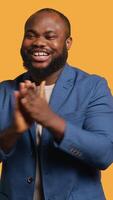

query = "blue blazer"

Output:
[[0, 64, 113, 200]]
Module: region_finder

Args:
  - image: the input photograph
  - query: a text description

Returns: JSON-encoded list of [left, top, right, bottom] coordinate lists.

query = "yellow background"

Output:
[[0, 0, 113, 199]]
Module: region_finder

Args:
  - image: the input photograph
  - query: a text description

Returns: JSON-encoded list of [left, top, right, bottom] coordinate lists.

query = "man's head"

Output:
[[21, 8, 72, 81]]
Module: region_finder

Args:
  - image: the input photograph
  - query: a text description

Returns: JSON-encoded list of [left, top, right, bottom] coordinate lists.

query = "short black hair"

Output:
[[25, 8, 71, 37]]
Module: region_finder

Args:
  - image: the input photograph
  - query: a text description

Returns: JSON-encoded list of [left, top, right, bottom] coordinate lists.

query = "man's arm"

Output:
[[0, 83, 33, 156], [0, 127, 22, 154], [53, 78, 113, 170]]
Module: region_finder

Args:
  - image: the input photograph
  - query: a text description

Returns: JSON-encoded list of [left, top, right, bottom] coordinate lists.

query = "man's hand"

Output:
[[13, 80, 66, 141], [13, 81, 35, 133], [19, 80, 54, 127]]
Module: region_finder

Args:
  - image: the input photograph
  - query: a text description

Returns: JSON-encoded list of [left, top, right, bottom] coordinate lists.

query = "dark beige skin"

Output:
[[0, 11, 72, 153]]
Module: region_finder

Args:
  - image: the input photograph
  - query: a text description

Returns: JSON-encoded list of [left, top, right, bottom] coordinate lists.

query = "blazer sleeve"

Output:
[[0, 81, 16, 162], [54, 78, 113, 170]]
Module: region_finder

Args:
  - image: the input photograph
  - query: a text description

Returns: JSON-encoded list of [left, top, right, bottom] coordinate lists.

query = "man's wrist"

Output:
[[0, 126, 22, 153], [44, 112, 66, 140]]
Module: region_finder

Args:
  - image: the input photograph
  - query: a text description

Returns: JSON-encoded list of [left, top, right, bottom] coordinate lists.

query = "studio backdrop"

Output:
[[0, 1, 113, 199]]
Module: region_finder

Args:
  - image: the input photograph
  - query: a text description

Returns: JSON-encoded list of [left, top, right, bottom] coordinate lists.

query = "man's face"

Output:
[[20, 12, 72, 79]]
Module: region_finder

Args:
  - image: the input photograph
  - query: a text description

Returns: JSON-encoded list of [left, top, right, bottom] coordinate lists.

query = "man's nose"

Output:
[[32, 37, 46, 47]]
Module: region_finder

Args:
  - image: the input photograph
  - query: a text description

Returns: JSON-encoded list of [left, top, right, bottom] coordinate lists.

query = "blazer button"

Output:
[[27, 176, 33, 184]]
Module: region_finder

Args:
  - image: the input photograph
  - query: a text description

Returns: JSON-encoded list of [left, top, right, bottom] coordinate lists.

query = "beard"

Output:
[[20, 45, 68, 82]]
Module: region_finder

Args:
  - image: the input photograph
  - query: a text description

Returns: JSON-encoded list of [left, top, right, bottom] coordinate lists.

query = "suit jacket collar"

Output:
[[49, 64, 77, 113]]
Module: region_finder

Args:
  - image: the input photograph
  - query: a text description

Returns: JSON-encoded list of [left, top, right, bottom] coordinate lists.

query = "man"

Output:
[[0, 8, 113, 200]]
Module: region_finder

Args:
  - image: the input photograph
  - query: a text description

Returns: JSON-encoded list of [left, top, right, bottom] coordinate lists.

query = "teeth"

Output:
[[33, 52, 48, 56]]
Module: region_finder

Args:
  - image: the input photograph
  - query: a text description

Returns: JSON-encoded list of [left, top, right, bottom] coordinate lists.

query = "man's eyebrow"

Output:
[[25, 29, 36, 34], [45, 30, 56, 34]]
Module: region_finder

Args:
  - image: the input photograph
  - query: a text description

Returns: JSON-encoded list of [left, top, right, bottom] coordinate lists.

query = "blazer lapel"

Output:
[[49, 64, 77, 113]]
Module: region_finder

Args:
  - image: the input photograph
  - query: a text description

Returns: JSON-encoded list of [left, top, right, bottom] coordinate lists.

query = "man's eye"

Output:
[[25, 34, 35, 39], [46, 35, 57, 40]]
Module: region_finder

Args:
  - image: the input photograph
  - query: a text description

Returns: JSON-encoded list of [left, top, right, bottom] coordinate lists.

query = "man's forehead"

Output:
[[25, 11, 66, 29]]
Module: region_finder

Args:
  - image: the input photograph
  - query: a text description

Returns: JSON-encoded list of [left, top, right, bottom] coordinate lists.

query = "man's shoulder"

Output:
[[66, 64, 105, 83], [0, 72, 28, 90]]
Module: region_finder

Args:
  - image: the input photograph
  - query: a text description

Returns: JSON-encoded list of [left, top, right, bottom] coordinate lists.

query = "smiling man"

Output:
[[0, 8, 113, 200], [21, 9, 72, 85]]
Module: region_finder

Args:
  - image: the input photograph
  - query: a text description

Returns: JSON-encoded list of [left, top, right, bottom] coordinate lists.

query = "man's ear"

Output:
[[66, 37, 72, 50]]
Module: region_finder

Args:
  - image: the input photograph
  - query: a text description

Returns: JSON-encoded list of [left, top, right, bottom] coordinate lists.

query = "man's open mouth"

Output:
[[31, 50, 51, 62], [33, 51, 49, 56]]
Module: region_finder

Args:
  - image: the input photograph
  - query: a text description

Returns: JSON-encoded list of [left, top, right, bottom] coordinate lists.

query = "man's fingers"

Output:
[[19, 81, 36, 98], [19, 82, 27, 97], [24, 80, 36, 90], [39, 81, 46, 99]]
